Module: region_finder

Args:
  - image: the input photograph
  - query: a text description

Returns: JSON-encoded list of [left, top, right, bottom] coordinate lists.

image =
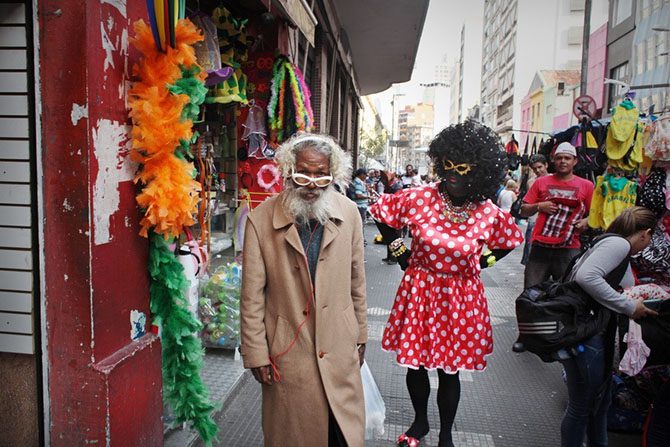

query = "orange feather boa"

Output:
[[128, 19, 206, 238]]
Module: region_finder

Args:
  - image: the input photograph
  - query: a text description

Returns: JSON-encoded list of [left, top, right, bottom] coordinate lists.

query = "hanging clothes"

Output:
[[242, 104, 269, 159], [588, 173, 638, 230], [606, 102, 644, 170], [505, 135, 519, 154], [646, 116, 670, 161]]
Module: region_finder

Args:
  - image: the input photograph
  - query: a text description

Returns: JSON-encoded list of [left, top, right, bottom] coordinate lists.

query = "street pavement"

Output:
[[187, 221, 640, 447]]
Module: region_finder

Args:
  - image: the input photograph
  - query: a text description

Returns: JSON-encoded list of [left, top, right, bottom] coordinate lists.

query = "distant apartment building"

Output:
[[480, 0, 609, 139], [452, 15, 484, 125], [604, 0, 670, 115], [398, 103, 434, 167]]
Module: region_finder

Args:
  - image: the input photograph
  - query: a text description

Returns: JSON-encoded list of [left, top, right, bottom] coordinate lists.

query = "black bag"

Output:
[[346, 182, 357, 200], [515, 280, 612, 362], [514, 234, 629, 362], [510, 194, 525, 220]]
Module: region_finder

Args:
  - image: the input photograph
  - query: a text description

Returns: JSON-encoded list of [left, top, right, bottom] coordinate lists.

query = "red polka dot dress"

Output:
[[369, 183, 524, 372]]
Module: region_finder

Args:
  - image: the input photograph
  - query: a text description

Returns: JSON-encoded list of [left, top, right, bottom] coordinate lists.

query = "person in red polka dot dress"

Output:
[[370, 121, 524, 447]]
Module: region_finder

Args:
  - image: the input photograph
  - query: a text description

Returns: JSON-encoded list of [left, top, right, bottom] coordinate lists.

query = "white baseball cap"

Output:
[[554, 142, 577, 157]]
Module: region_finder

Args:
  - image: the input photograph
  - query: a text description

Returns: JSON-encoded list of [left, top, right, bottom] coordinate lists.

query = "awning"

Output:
[[333, 0, 430, 95]]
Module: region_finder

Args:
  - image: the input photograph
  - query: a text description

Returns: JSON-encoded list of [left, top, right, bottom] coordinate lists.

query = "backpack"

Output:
[[514, 234, 629, 362]]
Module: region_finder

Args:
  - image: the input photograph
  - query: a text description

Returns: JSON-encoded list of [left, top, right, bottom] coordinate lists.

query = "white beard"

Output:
[[282, 185, 334, 225]]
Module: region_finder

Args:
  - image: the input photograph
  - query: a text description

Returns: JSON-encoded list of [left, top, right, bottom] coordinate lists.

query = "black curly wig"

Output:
[[428, 119, 507, 201]]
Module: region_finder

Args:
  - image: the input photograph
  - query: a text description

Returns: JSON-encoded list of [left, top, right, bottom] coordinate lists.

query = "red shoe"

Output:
[[397, 433, 421, 447]]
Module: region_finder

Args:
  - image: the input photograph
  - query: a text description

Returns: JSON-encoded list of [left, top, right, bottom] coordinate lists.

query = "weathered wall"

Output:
[[38, 0, 162, 444]]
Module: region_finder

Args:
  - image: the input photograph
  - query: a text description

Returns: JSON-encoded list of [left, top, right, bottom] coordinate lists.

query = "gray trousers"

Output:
[[523, 244, 581, 289]]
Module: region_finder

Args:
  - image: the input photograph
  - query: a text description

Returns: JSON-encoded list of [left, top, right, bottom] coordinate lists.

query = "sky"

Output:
[[370, 0, 485, 130]]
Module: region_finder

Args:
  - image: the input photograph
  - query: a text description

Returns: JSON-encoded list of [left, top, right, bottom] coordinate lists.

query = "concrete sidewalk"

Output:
[[178, 222, 639, 447]]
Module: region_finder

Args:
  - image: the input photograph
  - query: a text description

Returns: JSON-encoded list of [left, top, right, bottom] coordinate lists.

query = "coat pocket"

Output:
[[342, 303, 360, 341], [269, 315, 291, 357]]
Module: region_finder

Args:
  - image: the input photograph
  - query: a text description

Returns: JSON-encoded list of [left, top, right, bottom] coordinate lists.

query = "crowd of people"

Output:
[[239, 121, 665, 447]]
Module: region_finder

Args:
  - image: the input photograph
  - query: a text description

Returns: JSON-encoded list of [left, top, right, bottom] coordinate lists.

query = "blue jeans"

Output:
[[560, 334, 611, 447]]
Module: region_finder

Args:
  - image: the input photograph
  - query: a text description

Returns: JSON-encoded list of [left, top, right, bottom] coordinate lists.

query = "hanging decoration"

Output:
[[145, 0, 187, 52], [129, 18, 217, 445], [267, 55, 314, 146]]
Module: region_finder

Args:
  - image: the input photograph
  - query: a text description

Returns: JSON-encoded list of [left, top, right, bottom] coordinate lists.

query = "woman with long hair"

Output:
[[559, 206, 658, 447], [370, 120, 524, 447]]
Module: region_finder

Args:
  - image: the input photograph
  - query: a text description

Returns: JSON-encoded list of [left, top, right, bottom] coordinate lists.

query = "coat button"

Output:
[[318, 351, 326, 358], [302, 309, 308, 316], [294, 265, 300, 269]]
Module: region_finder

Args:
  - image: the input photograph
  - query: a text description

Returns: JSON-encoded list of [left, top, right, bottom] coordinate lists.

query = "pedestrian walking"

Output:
[[377, 170, 404, 264], [369, 120, 524, 447], [352, 167, 370, 243], [520, 142, 594, 288], [496, 179, 518, 212], [558, 206, 658, 447], [520, 154, 548, 265], [240, 132, 368, 447], [401, 164, 422, 188]]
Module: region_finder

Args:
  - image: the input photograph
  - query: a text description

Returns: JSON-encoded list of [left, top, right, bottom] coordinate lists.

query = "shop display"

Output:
[[199, 262, 242, 348], [129, 17, 216, 443]]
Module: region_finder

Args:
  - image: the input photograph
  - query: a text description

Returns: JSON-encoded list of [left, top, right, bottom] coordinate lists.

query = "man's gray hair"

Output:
[[275, 132, 352, 190]]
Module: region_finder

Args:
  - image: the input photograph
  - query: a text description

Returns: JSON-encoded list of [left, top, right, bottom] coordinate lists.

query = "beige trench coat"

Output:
[[240, 190, 368, 447]]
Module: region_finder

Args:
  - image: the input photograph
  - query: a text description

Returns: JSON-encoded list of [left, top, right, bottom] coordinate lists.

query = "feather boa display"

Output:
[[129, 19, 216, 445], [129, 19, 205, 239], [267, 55, 314, 145]]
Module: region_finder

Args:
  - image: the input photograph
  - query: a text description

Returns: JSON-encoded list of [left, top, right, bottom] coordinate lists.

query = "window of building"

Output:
[[570, 0, 586, 11], [567, 26, 584, 45], [612, 0, 633, 25], [635, 42, 646, 75], [646, 37, 656, 71]]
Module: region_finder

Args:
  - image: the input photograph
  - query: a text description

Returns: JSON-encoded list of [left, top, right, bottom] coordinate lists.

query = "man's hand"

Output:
[[357, 344, 366, 367], [631, 300, 659, 320], [573, 217, 589, 232], [251, 365, 274, 385], [537, 201, 558, 215]]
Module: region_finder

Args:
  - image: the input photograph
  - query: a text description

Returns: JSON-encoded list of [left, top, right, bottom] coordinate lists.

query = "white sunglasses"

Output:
[[290, 171, 333, 188]]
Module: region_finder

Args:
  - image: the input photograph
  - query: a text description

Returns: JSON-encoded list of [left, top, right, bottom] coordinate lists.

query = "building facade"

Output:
[[480, 0, 609, 139]]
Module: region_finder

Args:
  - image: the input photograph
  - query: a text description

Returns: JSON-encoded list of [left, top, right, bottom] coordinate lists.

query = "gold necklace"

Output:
[[440, 190, 475, 223]]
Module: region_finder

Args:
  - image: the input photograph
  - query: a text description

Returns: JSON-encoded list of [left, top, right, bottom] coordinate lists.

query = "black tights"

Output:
[[405, 367, 460, 447]]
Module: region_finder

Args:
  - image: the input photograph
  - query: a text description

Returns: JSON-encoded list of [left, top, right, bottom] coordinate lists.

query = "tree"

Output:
[[358, 126, 388, 167]]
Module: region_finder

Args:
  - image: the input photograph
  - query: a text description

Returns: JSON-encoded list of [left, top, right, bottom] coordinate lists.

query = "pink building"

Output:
[[586, 23, 608, 113]]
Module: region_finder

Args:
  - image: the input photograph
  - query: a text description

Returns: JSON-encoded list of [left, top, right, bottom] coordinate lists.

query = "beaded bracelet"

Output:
[[389, 237, 405, 251]]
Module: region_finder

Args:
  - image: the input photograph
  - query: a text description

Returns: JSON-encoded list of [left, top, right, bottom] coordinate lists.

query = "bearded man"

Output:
[[240, 133, 368, 447]]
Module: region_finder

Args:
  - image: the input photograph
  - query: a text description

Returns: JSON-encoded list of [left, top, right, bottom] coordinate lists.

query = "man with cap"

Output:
[[520, 142, 594, 288]]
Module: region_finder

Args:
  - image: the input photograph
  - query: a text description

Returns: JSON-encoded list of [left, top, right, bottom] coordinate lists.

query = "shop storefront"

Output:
[[0, 0, 428, 445]]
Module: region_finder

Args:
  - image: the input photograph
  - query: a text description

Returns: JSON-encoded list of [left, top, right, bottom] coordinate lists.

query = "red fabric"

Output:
[[523, 174, 594, 248], [369, 184, 523, 371]]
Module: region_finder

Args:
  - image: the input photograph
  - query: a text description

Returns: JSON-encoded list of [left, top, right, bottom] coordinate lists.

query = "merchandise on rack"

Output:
[[199, 262, 242, 349]]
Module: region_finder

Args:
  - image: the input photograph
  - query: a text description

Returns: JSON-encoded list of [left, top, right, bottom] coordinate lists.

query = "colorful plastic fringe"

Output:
[[129, 19, 217, 445], [267, 55, 314, 145]]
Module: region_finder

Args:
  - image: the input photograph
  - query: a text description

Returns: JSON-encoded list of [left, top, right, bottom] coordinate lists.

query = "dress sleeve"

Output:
[[486, 206, 524, 249], [369, 188, 411, 229]]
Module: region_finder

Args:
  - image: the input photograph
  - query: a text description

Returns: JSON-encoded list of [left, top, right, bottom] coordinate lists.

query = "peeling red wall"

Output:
[[39, 1, 162, 444]]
